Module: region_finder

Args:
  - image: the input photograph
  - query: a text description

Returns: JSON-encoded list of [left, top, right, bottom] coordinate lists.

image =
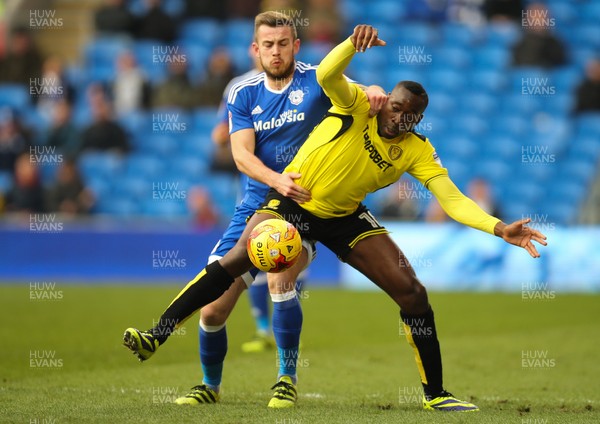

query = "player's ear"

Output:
[[251, 42, 260, 57], [293, 38, 301, 55]]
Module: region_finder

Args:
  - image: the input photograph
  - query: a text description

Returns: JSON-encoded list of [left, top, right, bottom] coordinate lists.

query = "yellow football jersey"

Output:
[[285, 87, 447, 218]]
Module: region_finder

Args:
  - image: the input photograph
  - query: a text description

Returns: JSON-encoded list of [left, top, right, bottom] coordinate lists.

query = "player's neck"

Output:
[[266, 76, 293, 91]]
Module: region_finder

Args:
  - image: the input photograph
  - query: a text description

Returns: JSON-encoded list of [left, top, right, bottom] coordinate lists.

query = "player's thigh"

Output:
[[200, 276, 247, 326], [220, 212, 273, 274], [267, 247, 308, 294], [345, 233, 427, 306]]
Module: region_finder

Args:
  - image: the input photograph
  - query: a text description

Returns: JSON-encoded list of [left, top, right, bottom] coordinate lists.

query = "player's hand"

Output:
[[274, 172, 311, 204], [365, 85, 388, 117], [495, 218, 548, 258], [350, 25, 386, 52]]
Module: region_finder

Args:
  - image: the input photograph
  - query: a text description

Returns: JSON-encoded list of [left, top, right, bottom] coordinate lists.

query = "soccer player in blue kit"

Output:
[[124, 11, 386, 408]]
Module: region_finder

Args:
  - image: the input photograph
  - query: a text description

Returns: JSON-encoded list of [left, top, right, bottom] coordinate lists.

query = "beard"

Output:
[[262, 59, 295, 82]]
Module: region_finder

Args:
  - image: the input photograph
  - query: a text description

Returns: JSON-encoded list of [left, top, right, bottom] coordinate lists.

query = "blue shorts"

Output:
[[209, 200, 316, 287], [208, 202, 260, 286]]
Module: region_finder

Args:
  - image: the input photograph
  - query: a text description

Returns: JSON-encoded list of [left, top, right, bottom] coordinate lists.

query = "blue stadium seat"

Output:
[[579, 1, 600, 23], [179, 133, 215, 158], [468, 69, 508, 93], [142, 199, 189, 218], [489, 113, 529, 139], [557, 158, 597, 185], [192, 107, 219, 132], [574, 113, 600, 136], [178, 19, 222, 47], [550, 67, 581, 92], [568, 135, 600, 159], [485, 22, 520, 48], [226, 45, 253, 74], [123, 153, 166, 178], [85, 177, 111, 200], [388, 23, 439, 46], [472, 159, 512, 183], [0, 84, 30, 111], [366, 1, 407, 24], [138, 133, 180, 157], [429, 46, 471, 70], [118, 110, 150, 138], [573, 24, 600, 48], [547, 1, 578, 24], [472, 47, 510, 71], [0, 171, 13, 194], [296, 43, 329, 66], [500, 92, 543, 116], [224, 19, 254, 49], [179, 43, 212, 82], [77, 152, 124, 180], [170, 155, 211, 181], [481, 135, 521, 161], [461, 92, 497, 116], [440, 23, 484, 47], [449, 115, 489, 138], [111, 176, 149, 201], [424, 91, 457, 116], [84, 36, 131, 72], [427, 69, 467, 94], [131, 40, 170, 84], [96, 197, 140, 216]]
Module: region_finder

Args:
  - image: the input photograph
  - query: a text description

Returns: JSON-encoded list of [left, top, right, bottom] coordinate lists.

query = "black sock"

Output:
[[151, 261, 234, 344], [400, 307, 443, 398]]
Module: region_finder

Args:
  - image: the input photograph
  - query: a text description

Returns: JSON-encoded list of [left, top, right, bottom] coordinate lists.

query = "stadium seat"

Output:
[[0, 84, 30, 112], [84, 36, 131, 72], [142, 198, 189, 218], [440, 23, 484, 47], [468, 69, 508, 93], [574, 113, 600, 137], [429, 46, 471, 70], [579, 1, 600, 23], [178, 19, 222, 47], [573, 24, 600, 49], [472, 47, 510, 71], [132, 40, 170, 84], [485, 22, 520, 48], [0, 171, 13, 194], [111, 176, 149, 201], [96, 197, 140, 216], [461, 92, 498, 116], [296, 43, 329, 66], [123, 153, 166, 178], [550, 67, 581, 93], [138, 133, 180, 157], [427, 69, 467, 94], [449, 115, 490, 139], [170, 155, 211, 181], [77, 152, 125, 180], [224, 19, 254, 49], [366, 1, 407, 24], [388, 23, 439, 46], [179, 133, 215, 158]]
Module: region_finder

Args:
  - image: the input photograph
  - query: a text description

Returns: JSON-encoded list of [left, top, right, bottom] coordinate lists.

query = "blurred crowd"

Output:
[[0, 0, 599, 226]]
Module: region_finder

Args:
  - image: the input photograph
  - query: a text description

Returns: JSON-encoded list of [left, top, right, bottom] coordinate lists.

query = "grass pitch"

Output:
[[1, 284, 598, 423]]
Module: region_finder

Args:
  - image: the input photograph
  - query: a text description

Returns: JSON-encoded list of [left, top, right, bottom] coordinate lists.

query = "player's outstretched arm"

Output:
[[428, 176, 547, 257], [493, 219, 548, 258], [316, 25, 386, 108]]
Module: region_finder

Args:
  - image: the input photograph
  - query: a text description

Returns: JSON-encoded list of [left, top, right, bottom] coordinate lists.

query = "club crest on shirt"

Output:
[[388, 145, 403, 160], [288, 89, 304, 106], [266, 199, 281, 210]]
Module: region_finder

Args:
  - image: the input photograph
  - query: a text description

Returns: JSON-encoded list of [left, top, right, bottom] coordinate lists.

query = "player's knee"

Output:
[[396, 276, 428, 311], [200, 303, 228, 326]]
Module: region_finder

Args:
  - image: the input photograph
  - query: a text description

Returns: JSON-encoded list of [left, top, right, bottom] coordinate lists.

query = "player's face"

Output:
[[253, 25, 299, 82], [377, 87, 425, 139]]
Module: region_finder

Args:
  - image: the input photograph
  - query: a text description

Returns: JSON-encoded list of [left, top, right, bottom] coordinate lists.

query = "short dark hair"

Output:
[[395, 81, 428, 109]]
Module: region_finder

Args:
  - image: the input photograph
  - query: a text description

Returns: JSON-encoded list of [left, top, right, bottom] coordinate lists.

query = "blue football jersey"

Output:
[[227, 62, 332, 206]]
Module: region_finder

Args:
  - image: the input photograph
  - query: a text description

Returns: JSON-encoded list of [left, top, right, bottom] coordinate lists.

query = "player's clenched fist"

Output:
[[350, 25, 386, 52]]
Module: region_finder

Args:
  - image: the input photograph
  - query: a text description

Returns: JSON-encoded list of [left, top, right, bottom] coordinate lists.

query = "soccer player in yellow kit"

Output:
[[124, 25, 547, 411]]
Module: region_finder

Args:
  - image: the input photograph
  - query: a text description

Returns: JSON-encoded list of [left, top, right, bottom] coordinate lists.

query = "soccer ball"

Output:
[[247, 218, 302, 273]]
